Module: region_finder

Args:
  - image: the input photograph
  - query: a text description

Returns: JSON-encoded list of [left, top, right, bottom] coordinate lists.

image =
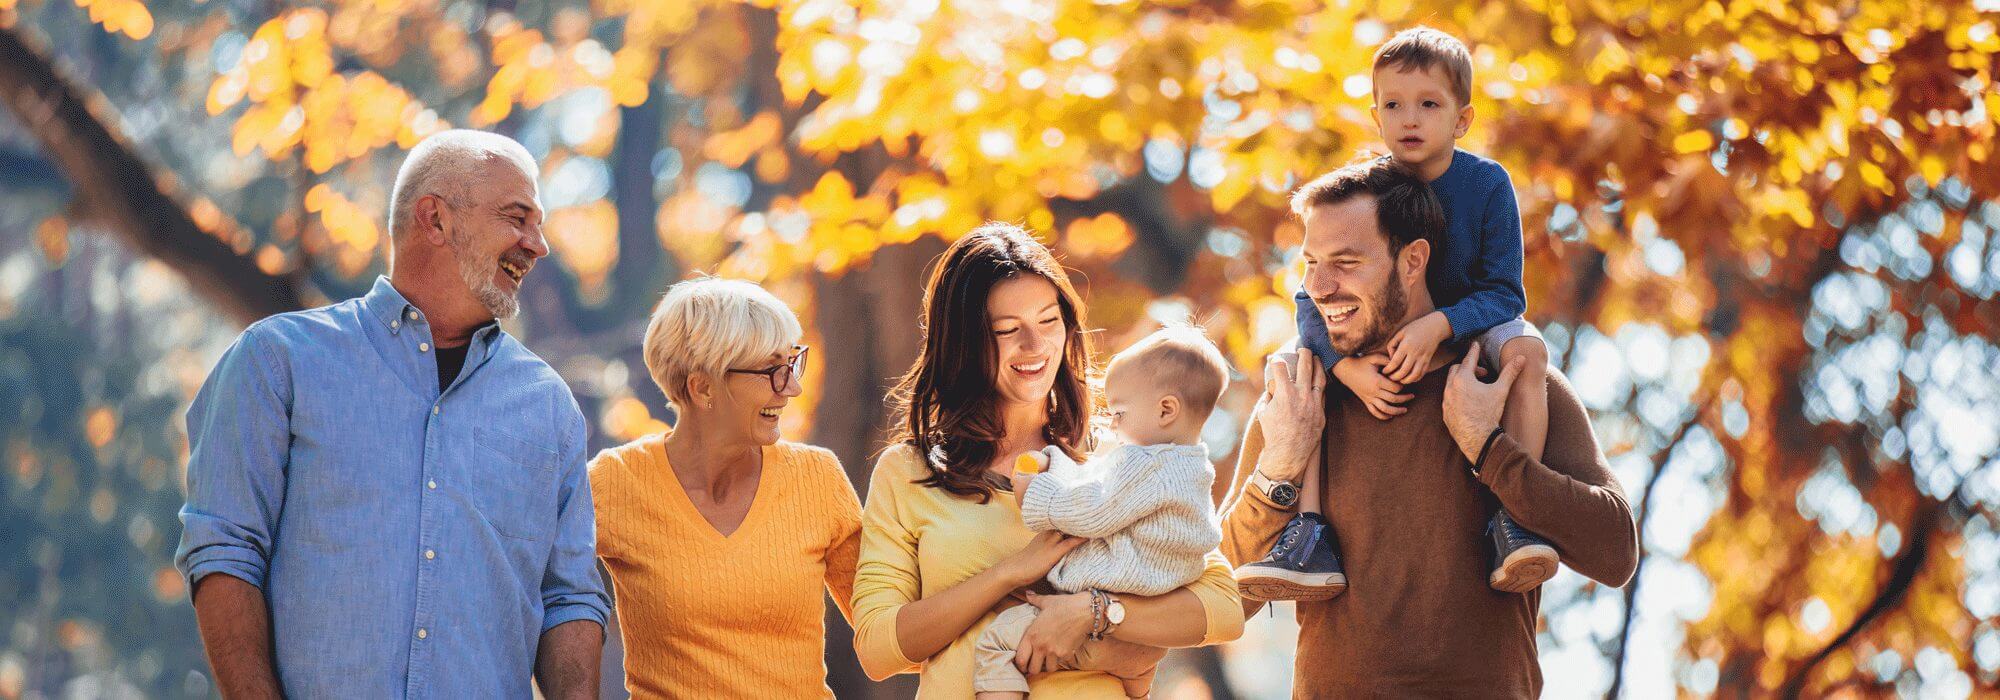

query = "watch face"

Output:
[[1107, 600, 1126, 624], [1271, 482, 1299, 506]]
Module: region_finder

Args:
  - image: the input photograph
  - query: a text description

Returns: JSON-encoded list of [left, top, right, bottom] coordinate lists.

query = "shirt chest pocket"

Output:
[[469, 427, 559, 542]]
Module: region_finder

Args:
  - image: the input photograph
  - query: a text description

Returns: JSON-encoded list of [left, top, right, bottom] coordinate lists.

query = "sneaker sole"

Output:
[[1236, 568, 1348, 602], [1489, 544, 1558, 593]]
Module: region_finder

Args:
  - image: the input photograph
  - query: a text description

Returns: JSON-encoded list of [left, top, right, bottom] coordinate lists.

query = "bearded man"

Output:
[[175, 130, 608, 698], [1221, 158, 1637, 697]]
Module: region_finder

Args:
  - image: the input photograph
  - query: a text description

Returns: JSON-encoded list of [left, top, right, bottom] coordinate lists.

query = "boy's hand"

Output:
[[1333, 355, 1413, 421], [1384, 311, 1453, 383]]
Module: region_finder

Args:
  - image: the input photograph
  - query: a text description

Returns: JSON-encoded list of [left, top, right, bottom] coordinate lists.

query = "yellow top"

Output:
[[851, 444, 1245, 698], [590, 432, 861, 699]]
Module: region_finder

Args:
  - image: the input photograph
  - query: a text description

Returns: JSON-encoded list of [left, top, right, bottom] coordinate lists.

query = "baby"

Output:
[[974, 326, 1229, 699]]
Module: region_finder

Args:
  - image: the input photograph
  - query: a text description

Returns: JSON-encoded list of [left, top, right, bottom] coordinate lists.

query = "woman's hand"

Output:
[[993, 531, 1085, 588], [1014, 591, 1094, 676]]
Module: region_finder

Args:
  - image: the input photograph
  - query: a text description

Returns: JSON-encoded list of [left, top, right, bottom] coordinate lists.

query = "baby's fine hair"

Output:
[[1113, 325, 1232, 420]]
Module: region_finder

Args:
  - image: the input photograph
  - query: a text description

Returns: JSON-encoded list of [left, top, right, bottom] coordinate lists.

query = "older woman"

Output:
[[589, 277, 861, 698], [851, 223, 1245, 697]]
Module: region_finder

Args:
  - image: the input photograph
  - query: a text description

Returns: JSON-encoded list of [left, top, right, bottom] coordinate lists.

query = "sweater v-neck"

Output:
[[656, 439, 773, 540]]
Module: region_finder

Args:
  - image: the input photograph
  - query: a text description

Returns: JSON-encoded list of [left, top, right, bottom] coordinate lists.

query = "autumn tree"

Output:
[[3, 0, 1997, 696]]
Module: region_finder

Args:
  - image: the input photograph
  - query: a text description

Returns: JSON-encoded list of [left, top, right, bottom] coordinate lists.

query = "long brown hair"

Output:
[[888, 223, 1097, 502]]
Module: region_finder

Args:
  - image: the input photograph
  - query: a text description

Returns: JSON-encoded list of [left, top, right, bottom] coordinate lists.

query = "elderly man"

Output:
[[175, 130, 608, 698], [1221, 158, 1638, 696]]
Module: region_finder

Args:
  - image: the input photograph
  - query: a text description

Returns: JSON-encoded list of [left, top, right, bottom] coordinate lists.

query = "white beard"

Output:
[[449, 229, 519, 319]]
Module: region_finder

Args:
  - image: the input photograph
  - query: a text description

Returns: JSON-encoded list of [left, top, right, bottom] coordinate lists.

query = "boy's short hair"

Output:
[[1373, 26, 1473, 108], [1113, 325, 1232, 419]]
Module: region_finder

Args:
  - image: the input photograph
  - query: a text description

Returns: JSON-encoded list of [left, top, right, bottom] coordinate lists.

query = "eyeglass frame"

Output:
[[725, 345, 809, 393]]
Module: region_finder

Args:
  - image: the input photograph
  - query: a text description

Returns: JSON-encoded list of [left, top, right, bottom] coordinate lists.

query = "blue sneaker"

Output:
[[1236, 512, 1347, 602], [1488, 509, 1558, 593]]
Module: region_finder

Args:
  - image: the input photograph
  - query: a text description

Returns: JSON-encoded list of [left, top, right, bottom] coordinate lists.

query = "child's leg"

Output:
[[1298, 440, 1323, 514], [1496, 336, 1549, 462], [973, 604, 1039, 699], [1483, 323, 1557, 593]]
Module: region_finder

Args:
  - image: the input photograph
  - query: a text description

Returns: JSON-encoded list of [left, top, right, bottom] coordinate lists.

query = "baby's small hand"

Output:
[[1010, 470, 1036, 507]]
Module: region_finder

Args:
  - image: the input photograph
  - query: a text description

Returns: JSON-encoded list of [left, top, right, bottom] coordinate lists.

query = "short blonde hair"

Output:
[[643, 276, 802, 410], [1110, 325, 1232, 419], [1373, 26, 1474, 108]]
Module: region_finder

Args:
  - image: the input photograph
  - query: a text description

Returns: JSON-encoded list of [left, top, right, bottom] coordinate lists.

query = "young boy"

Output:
[[1234, 26, 1559, 601], [973, 327, 1229, 700]]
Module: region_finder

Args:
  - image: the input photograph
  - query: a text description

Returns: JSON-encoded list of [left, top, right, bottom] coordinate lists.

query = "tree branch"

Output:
[[0, 25, 308, 326], [1775, 477, 1955, 697], [1605, 395, 1715, 700]]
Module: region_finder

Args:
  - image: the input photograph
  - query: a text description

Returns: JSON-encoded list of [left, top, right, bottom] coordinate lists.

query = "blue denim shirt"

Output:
[[175, 277, 608, 698]]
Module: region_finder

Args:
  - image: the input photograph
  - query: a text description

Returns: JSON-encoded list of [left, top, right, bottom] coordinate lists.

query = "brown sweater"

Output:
[[1221, 364, 1637, 698]]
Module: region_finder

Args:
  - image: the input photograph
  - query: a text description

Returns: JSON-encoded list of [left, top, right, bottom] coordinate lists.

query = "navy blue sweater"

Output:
[[1294, 149, 1528, 369]]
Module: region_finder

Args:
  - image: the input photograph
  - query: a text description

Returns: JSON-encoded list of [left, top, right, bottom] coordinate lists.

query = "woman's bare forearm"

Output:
[[892, 565, 1024, 663], [1109, 588, 1209, 648]]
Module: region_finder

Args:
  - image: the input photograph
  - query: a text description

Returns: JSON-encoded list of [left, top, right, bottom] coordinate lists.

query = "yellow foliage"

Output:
[[73, 0, 151, 39], [546, 200, 622, 295], [1062, 213, 1133, 260]]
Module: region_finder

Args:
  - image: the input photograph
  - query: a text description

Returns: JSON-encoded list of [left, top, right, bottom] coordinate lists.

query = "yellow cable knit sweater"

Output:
[[590, 432, 862, 699]]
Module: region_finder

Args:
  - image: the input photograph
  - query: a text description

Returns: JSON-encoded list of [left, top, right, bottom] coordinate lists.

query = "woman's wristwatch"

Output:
[[1089, 589, 1125, 640], [1248, 470, 1301, 508]]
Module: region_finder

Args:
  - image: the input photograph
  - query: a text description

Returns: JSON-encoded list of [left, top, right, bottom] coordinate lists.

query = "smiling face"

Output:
[[445, 159, 548, 319], [1371, 64, 1472, 175], [986, 274, 1068, 410], [1302, 196, 1418, 356], [711, 346, 804, 446]]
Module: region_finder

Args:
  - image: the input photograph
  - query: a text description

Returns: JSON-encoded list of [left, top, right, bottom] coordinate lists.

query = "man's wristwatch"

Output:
[[1248, 470, 1301, 508]]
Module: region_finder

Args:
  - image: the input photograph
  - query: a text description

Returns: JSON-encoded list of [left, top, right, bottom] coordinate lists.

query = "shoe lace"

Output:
[[1269, 523, 1305, 559]]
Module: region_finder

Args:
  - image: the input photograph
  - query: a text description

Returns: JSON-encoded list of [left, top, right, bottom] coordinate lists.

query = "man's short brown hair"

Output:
[[1373, 26, 1473, 108], [1289, 157, 1445, 258]]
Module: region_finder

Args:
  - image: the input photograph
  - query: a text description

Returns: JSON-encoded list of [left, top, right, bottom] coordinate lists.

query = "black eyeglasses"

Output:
[[726, 345, 809, 393]]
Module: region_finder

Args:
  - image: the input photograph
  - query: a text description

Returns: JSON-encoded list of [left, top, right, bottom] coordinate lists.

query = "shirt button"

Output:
[[391, 320, 399, 329], [419, 342, 430, 352], [424, 549, 436, 560], [432, 404, 440, 415], [427, 480, 437, 489], [416, 628, 428, 640], [408, 311, 419, 321]]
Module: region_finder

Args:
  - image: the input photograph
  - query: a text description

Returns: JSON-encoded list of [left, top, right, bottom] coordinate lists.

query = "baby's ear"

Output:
[[1158, 394, 1182, 425]]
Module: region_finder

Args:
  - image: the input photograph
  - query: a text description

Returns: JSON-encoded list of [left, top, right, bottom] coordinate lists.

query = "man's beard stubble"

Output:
[[1319, 265, 1409, 357], [449, 228, 521, 320]]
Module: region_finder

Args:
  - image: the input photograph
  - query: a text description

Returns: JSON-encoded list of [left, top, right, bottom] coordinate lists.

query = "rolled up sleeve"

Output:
[[540, 403, 611, 632], [175, 327, 292, 592]]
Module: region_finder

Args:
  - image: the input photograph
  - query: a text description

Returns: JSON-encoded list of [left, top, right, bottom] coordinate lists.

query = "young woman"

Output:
[[851, 223, 1244, 697], [591, 277, 861, 698]]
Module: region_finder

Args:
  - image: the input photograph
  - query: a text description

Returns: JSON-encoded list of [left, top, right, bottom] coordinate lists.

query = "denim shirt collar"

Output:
[[362, 276, 503, 345]]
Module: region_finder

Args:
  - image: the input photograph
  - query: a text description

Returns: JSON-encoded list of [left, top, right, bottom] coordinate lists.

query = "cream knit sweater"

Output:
[[1020, 443, 1222, 596]]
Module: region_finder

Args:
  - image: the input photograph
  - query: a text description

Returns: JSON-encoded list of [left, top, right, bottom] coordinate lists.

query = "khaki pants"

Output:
[[972, 603, 1120, 694]]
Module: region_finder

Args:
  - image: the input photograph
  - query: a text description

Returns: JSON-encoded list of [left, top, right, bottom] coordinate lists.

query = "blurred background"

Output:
[[2, 0, 1998, 697]]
